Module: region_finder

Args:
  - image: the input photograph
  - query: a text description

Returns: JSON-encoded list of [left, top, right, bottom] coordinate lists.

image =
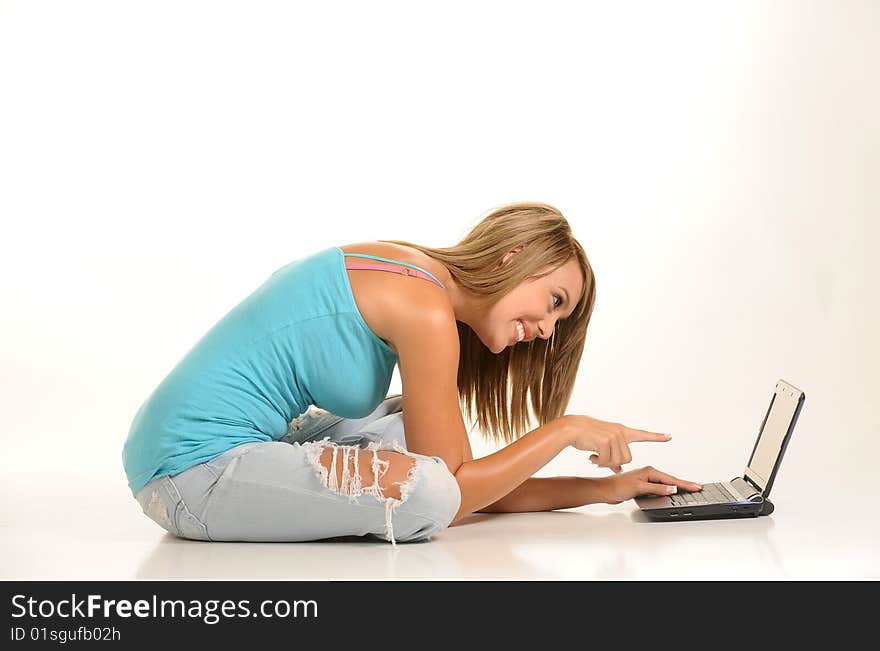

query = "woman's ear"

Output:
[[499, 244, 525, 267]]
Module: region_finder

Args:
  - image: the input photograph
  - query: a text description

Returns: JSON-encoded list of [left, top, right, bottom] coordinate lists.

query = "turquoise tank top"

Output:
[[122, 246, 445, 496]]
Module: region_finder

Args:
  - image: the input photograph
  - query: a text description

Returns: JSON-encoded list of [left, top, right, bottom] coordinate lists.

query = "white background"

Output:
[[1, 1, 877, 579]]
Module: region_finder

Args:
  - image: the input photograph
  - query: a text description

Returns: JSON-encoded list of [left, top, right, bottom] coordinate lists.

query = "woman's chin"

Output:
[[492, 339, 511, 354], [480, 333, 507, 354]]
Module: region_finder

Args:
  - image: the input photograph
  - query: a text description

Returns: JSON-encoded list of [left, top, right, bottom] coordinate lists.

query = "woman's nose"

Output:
[[537, 319, 555, 339]]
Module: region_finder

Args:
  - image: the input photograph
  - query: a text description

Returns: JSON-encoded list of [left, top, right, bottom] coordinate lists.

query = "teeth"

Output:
[[516, 320, 525, 342]]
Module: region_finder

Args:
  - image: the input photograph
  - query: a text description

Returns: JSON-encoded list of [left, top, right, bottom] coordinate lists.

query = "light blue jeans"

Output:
[[133, 395, 461, 546]]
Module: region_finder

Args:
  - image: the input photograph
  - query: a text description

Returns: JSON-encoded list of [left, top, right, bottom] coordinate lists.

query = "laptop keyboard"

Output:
[[669, 482, 738, 506]]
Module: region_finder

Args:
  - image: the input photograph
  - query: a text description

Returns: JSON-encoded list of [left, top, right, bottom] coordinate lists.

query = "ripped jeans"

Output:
[[133, 395, 461, 546]]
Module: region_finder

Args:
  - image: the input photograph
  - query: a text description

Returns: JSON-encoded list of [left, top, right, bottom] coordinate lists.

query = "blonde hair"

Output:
[[380, 201, 597, 447]]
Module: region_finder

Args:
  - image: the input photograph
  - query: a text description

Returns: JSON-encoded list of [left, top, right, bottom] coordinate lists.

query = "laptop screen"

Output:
[[744, 380, 804, 494]]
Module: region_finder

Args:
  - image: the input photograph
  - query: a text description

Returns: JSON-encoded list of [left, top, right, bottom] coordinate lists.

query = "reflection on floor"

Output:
[[2, 466, 878, 580]]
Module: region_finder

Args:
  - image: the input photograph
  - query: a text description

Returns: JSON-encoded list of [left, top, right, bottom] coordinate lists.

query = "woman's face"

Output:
[[479, 253, 584, 354]]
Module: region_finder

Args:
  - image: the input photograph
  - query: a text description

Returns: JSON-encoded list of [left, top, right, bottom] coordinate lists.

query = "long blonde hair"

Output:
[[380, 201, 597, 446]]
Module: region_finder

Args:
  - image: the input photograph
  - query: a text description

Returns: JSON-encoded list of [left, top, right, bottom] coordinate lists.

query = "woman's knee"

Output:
[[394, 456, 461, 541]]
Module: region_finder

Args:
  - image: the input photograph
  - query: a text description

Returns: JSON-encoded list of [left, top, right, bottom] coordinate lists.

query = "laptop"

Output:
[[636, 379, 805, 521]]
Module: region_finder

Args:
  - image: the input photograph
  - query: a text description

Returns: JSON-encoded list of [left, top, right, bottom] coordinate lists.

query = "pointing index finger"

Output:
[[625, 428, 673, 443]]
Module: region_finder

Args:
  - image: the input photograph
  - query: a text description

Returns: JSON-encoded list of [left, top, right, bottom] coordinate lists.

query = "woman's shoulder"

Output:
[[338, 241, 449, 285], [337, 240, 454, 355]]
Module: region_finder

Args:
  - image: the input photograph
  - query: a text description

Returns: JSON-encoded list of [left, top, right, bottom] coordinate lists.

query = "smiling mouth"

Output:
[[513, 319, 526, 343]]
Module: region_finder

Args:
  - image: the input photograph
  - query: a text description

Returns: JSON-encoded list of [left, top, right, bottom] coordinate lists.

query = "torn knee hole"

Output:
[[315, 446, 415, 501], [303, 439, 423, 546]]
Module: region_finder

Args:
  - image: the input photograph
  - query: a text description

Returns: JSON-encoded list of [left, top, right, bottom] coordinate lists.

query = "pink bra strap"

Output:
[[344, 259, 445, 289]]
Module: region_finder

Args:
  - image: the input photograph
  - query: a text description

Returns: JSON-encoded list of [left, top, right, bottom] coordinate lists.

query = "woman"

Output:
[[123, 201, 702, 546]]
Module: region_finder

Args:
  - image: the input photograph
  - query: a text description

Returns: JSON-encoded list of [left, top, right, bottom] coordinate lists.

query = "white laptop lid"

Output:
[[743, 379, 805, 496]]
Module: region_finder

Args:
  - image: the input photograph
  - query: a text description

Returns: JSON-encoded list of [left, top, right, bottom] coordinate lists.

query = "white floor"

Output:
[[3, 464, 878, 581]]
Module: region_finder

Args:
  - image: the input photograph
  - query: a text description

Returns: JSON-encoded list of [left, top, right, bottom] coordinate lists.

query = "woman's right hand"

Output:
[[562, 414, 673, 473]]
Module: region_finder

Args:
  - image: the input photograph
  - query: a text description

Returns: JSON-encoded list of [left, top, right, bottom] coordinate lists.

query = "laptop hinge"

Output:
[[742, 474, 764, 495], [732, 475, 763, 499]]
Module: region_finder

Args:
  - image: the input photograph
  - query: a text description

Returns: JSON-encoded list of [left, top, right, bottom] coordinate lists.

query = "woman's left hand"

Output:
[[600, 466, 703, 504]]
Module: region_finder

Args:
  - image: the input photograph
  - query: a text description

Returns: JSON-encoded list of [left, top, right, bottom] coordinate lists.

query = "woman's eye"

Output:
[[552, 294, 562, 309]]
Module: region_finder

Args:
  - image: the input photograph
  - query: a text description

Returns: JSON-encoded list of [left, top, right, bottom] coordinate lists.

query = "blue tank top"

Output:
[[122, 246, 445, 496]]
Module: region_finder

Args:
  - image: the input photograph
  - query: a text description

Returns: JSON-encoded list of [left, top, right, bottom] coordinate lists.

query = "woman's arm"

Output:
[[450, 418, 575, 525], [475, 476, 608, 514], [455, 424, 694, 516], [473, 466, 704, 516], [460, 425, 607, 514]]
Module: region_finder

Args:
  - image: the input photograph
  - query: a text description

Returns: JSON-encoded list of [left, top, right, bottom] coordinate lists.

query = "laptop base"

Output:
[[640, 498, 774, 522]]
